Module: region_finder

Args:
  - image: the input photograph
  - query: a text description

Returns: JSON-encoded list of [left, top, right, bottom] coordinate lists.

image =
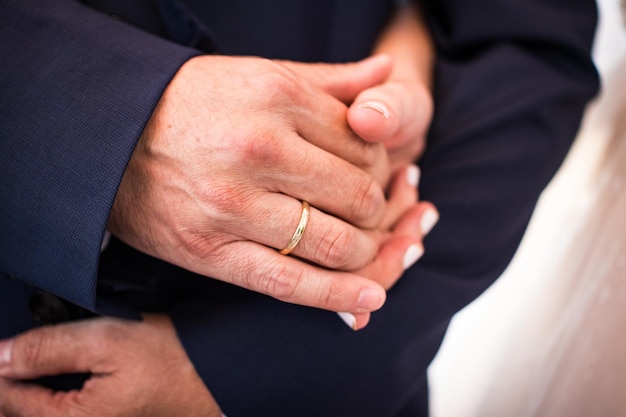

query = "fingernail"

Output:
[[421, 209, 439, 235], [357, 101, 390, 119], [357, 286, 386, 312], [406, 164, 420, 188], [0, 340, 13, 375], [403, 244, 424, 269], [337, 312, 358, 331]]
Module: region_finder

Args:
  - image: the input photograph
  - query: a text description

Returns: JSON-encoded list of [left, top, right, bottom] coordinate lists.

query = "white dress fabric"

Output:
[[429, 0, 626, 415]]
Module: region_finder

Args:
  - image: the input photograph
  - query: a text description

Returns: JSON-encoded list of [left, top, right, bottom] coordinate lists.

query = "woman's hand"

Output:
[[282, 5, 435, 172]]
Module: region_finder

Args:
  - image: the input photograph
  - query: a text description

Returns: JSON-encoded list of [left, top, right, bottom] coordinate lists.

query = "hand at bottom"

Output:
[[0, 315, 221, 417]]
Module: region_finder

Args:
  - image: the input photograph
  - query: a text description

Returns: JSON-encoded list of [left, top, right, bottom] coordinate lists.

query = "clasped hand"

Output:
[[0, 54, 436, 417], [108, 54, 436, 325]]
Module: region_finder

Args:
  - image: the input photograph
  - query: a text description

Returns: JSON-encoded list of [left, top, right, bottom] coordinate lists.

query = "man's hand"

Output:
[[0, 315, 221, 417], [108, 54, 426, 317]]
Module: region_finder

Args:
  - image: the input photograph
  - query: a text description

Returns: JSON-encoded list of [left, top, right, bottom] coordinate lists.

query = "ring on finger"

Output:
[[279, 200, 310, 255]]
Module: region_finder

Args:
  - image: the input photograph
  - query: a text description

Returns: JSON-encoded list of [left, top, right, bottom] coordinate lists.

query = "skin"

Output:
[[107, 54, 423, 317], [287, 4, 434, 172], [0, 315, 222, 417], [0, 166, 433, 416], [0, 5, 438, 416], [106, 5, 435, 320]]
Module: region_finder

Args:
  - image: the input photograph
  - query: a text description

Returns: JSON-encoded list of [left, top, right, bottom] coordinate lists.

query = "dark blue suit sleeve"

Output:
[[169, 0, 598, 416], [0, 0, 198, 311]]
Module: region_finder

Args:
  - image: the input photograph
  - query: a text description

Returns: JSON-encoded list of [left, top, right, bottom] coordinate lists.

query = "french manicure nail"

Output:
[[337, 312, 358, 331], [403, 244, 424, 270], [406, 164, 420, 188], [357, 286, 386, 312], [421, 209, 439, 235], [357, 101, 390, 119]]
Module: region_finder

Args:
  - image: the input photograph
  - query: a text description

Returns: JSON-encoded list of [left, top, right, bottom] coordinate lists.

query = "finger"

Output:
[[279, 54, 392, 103], [290, 90, 391, 187], [0, 321, 106, 380], [347, 81, 432, 149], [242, 131, 388, 228], [220, 192, 383, 271], [276, 61, 393, 186], [0, 378, 69, 417], [199, 240, 388, 313], [345, 218, 425, 330], [300, 110, 391, 187], [379, 164, 420, 230], [358, 232, 423, 291], [356, 202, 439, 294]]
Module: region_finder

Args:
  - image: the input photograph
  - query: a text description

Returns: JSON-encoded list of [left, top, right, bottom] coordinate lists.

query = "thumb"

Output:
[[0, 321, 103, 380], [348, 80, 432, 146], [279, 54, 392, 103]]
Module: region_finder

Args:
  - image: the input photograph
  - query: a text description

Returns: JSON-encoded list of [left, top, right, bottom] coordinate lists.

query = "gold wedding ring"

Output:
[[279, 200, 310, 255]]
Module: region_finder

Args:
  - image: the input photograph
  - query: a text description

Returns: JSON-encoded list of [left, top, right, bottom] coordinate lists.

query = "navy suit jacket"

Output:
[[0, 0, 598, 415]]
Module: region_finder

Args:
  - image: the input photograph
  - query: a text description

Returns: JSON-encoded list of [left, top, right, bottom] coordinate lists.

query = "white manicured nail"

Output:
[[337, 312, 358, 330], [357, 101, 390, 119], [421, 209, 439, 235], [406, 164, 420, 188], [403, 244, 424, 270]]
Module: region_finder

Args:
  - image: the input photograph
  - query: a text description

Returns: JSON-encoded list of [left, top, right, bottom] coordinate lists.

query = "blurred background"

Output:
[[429, 0, 626, 415]]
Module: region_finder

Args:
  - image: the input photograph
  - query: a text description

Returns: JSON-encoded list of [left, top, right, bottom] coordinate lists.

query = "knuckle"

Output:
[[350, 176, 385, 226], [255, 67, 300, 106], [16, 328, 51, 369], [314, 225, 354, 269], [96, 319, 128, 344], [223, 121, 284, 169], [251, 262, 302, 301], [197, 182, 250, 219], [323, 277, 352, 310], [239, 132, 284, 167], [179, 230, 234, 264], [350, 140, 384, 170], [177, 230, 207, 258]]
